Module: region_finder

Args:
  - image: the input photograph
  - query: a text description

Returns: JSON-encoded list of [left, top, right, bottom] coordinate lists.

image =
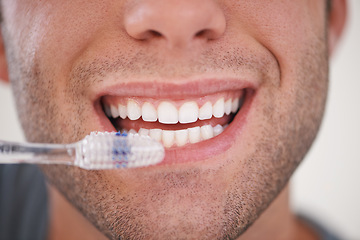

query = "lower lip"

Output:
[[95, 90, 255, 166]]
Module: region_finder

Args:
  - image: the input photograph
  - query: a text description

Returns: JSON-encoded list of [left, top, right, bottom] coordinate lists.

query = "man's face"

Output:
[[1, 0, 330, 239]]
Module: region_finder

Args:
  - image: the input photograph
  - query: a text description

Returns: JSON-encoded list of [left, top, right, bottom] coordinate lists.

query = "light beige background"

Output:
[[0, 1, 359, 239], [291, 1, 360, 239]]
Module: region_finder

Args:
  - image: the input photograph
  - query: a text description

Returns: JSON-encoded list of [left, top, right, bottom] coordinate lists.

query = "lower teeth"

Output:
[[123, 124, 228, 148]]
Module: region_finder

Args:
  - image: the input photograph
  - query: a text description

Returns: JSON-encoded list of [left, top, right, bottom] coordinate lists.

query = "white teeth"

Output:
[[118, 104, 127, 119], [200, 125, 214, 140], [107, 96, 243, 122], [213, 98, 225, 118], [104, 105, 112, 117], [106, 95, 241, 146], [213, 124, 224, 136], [231, 98, 240, 113], [199, 102, 212, 120], [139, 128, 150, 136], [127, 100, 141, 120], [225, 99, 232, 115], [127, 124, 225, 148], [158, 101, 178, 124], [179, 101, 199, 124], [175, 129, 188, 147], [142, 102, 157, 122], [129, 129, 137, 134], [188, 126, 201, 144], [110, 105, 119, 118], [162, 130, 175, 148], [149, 129, 162, 142]]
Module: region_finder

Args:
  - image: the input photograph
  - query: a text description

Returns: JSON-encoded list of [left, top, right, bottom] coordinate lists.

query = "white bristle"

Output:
[[75, 131, 164, 170]]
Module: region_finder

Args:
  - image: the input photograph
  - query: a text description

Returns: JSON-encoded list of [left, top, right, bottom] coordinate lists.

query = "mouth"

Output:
[[95, 80, 256, 165]]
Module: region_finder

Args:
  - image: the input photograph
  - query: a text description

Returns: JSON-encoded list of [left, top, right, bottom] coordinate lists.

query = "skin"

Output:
[[0, 0, 346, 239]]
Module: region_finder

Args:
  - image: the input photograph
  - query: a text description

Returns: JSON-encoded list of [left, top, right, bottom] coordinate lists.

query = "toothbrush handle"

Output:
[[0, 140, 76, 165]]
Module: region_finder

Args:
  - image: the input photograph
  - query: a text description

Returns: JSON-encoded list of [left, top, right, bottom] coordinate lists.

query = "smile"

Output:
[[102, 90, 245, 148], [95, 79, 257, 164]]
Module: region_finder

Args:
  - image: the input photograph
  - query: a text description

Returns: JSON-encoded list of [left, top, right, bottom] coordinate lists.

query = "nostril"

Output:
[[195, 30, 206, 38], [132, 29, 163, 41], [149, 30, 162, 38], [195, 29, 219, 40]]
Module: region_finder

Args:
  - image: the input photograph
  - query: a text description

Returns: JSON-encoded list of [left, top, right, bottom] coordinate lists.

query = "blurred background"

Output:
[[0, 1, 359, 239], [291, 1, 360, 239]]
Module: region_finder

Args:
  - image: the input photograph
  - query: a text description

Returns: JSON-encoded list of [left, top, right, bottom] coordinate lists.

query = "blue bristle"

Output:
[[111, 133, 131, 168]]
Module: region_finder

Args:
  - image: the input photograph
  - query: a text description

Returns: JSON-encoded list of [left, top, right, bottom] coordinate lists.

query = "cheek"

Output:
[[4, 1, 113, 86], [225, 0, 326, 74], [2, 1, 114, 143]]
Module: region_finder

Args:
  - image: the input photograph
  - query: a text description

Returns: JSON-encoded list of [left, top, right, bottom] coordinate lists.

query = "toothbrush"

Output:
[[0, 131, 165, 170]]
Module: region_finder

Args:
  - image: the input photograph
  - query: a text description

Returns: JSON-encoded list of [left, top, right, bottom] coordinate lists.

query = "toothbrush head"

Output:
[[75, 131, 165, 170]]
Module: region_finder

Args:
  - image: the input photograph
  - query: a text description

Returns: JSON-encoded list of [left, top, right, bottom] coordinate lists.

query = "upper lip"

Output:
[[91, 75, 261, 101]]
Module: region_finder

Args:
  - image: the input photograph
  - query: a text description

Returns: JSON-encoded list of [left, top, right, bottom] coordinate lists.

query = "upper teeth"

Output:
[[105, 97, 241, 124]]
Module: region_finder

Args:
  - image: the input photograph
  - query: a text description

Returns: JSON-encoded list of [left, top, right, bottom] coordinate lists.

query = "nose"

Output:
[[124, 0, 226, 48]]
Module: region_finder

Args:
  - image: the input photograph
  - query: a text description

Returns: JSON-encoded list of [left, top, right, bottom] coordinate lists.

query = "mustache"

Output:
[[69, 45, 278, 84]]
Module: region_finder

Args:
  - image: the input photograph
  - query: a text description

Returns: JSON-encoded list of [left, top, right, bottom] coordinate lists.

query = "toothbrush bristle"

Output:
[[75, 131, 164, 170]]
